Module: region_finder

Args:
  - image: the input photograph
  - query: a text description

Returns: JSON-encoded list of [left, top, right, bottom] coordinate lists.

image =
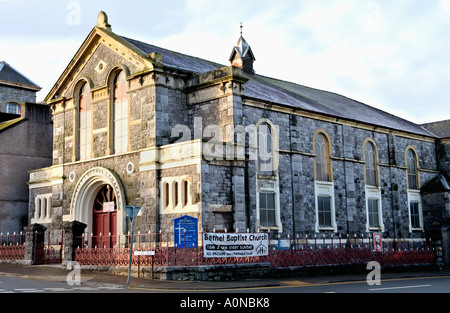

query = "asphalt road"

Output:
[[229, 274, 450, 293], [0, 275, 125, 293], [1, 272, 448, 312], [1, 271, 449, 294]]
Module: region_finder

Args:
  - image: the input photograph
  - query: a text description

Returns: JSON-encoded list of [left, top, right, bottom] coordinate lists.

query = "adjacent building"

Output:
[[0, 61, 52, 234]]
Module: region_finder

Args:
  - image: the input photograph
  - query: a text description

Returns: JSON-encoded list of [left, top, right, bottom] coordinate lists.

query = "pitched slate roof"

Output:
[[0, 61, 41, 91], [120, 36, 436, 138], [421, 173, 450, 193], [421, 119, 450, 139]]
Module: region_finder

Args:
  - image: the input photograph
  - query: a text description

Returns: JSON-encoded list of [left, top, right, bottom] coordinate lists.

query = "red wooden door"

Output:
[[92, 185, 117, 248]]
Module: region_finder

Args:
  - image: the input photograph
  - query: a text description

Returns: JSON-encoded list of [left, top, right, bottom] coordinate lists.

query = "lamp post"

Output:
[[125, 206, 141, 285]]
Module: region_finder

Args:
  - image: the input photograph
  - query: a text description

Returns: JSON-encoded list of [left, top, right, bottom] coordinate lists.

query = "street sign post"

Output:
[[125, 206, 141, 284]]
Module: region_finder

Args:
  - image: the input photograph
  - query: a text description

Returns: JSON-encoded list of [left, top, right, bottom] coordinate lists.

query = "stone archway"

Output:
[[68, 167, 126, 237]]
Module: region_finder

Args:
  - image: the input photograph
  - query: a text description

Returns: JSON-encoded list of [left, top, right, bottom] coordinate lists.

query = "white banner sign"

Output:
[[203, 233, 269, 258]]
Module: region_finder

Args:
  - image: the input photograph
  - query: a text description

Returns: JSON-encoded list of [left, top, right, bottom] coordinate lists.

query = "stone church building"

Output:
[[28, 12, 449, 251]]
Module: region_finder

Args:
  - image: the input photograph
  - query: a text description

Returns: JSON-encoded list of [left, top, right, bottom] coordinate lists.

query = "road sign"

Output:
[[125, 206, 141, 284], [125, 206, 140, 220], [174, 215, 198, 249]]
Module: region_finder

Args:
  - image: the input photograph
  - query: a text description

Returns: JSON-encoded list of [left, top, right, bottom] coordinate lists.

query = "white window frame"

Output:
[[365, 185, 384, 232], [160, 176, 198, 214], [407, 190, 423, 232], [256, 178, 282, 232], [314, 181, 336, 232], [254, 119, 281, 232], [31, 194, 52, 224]]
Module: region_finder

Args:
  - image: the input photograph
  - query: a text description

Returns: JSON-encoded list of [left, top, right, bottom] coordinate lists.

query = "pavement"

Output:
[[0, 262, 449, 292]]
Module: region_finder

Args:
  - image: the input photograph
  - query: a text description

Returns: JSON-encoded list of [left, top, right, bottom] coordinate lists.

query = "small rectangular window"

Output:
[[410, 202, 420, 228], [259, 193, 276, 227], [318, 196, 332, 227], [368, 199, 380, 228]]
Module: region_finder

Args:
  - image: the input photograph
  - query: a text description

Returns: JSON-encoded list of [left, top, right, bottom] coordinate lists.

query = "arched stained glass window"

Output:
[[257, 122, 274, 176], [365, 141, 378, 186], [407, 149, 419, 190], [113, 71, 128, 154], [315, 133, 332, 182], [78, 83, 92, 161]]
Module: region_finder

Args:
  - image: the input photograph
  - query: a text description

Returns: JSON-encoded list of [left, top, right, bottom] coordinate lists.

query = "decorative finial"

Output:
[[240, 22, 243, 37], [97, 11, 112, 31]]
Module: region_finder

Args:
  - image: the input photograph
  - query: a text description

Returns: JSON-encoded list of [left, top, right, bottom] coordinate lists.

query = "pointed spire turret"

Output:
[[229, 24, 255, 74]]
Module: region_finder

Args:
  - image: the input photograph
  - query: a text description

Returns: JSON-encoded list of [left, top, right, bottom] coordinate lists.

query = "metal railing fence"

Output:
[[73, 231, 436, 268]]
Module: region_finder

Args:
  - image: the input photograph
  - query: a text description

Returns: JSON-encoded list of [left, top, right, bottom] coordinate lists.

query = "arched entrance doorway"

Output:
[[68, 167, 126, 243], [92, 184, 117, 248]]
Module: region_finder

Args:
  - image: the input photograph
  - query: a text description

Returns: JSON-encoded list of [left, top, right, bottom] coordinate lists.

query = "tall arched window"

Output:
[[113, 71, 129, 154], [313, 130, 335, 231], [406, 147, 422, 231], [364, 141, 378, 186], [406, 148, 419, 190], [257, 122, 274, 176], [314, 132, 332, 182], [78, 83, 92, 161]]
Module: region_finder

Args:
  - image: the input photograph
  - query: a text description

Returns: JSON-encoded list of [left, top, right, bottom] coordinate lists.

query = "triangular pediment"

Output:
[[45, 26, 156, 103]]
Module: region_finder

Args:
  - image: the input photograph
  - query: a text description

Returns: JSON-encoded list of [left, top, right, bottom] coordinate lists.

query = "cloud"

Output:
[[1, 0, 448, 123], [0, 37, 83, 101]]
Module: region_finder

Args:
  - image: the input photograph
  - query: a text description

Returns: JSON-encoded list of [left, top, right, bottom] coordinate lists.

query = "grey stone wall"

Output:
[[437, 140, 450, 176], [153, 164, 202, 234], [201, 163, 234, 232], [0, 85, 36, 107], [0, 103, 52, 234], [241, 104, 439, 239]]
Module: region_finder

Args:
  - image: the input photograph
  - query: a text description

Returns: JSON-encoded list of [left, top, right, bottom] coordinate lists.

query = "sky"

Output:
[[1, 0, 449, 125]]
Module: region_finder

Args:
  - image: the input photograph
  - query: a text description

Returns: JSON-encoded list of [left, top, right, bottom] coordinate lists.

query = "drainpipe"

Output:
[[245, 154, 251, 231], [61, 97, 66, 230], [289, 114, 296, 236], [341, 124, 350, 234], [387, 132, 397, 241]]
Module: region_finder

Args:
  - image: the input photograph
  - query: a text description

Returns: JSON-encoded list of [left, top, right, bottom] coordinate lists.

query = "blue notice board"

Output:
[[174, 215, 198, 249]]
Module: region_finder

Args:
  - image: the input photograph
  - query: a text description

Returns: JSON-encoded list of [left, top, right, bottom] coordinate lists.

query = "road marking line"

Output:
[[72, 287, 99, 291], [370, 284, 431, 291], [43, 288, 69, 292], [15, 289, 43, 293], [280, 281, 312, 286]]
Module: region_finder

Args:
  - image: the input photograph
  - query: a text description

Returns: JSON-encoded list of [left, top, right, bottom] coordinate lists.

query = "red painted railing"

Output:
[[0, 232, 25, 261], [74, 232, 437, 268]]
